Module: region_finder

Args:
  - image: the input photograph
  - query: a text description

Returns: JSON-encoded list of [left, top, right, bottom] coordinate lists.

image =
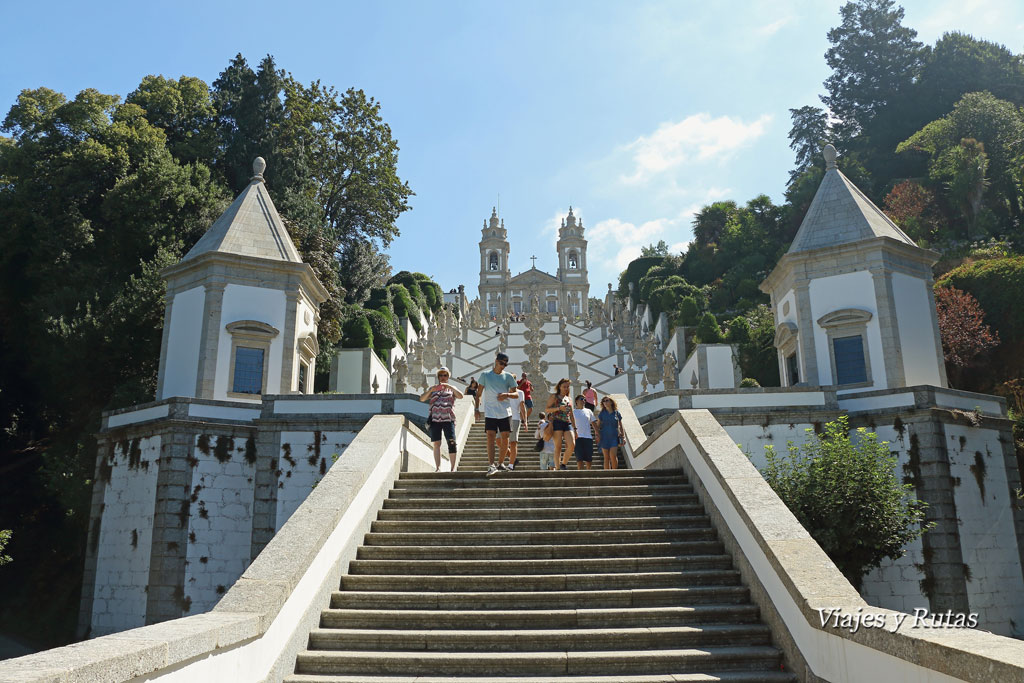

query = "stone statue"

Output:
[[663, 351, 678, 390], [393, 356, 409, 393]]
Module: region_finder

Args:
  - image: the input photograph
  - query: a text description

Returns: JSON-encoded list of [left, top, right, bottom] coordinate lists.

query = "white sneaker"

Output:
[[487, 465, 498, 476]]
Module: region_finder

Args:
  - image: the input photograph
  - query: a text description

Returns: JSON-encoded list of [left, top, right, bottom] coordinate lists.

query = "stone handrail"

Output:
[[0, 411, 475, 682], [622, 407, 1024, 681]]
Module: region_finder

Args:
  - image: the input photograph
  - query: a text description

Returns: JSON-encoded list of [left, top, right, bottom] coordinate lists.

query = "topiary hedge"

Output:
[[341, 313, 373, 350], [617, 256, 665, 300], [389, 283, 423, 334], [365, 309, 398, 361]]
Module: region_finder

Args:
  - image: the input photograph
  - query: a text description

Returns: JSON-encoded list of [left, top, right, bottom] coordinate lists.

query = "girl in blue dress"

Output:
[[597, 396, 624, 470]]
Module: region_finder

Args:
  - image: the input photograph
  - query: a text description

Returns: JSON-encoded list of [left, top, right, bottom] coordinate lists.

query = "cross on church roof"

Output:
[[530, 255, 537, 269]]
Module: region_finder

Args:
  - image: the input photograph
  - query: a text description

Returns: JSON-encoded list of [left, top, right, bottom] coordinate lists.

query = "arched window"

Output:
[[489, 252, 499, 271], [568, 250, 578, 269]]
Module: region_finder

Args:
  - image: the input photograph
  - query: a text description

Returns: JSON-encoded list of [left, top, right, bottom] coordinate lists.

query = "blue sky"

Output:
[[3, 0, 1024, 296]]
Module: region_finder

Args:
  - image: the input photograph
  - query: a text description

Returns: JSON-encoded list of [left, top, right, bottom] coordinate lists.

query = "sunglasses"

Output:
[[497, 360, 508, 366]]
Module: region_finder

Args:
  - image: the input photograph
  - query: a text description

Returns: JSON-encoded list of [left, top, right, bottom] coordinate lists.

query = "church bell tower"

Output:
[[478, 207, 510, 317], [556, 207, 589, 317]]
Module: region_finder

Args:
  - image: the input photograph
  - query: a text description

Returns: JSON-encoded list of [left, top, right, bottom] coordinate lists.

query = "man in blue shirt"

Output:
[[476, 352, 519, 476]]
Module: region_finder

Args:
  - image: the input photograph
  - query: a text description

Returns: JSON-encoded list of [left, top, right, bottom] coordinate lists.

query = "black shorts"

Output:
[[485, 416, 511, 434], [552, 418, 571, 433], [429, 421, 457, 452], [574, 437, 593, 462], [584, 401, 596, 411]]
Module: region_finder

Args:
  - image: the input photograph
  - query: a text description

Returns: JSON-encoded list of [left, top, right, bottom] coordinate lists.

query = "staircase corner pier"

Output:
[[618, 400, 1024, 682], [0, 411, 468, 683]]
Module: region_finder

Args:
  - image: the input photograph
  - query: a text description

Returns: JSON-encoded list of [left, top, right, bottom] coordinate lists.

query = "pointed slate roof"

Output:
[[181, 157, 302, 264], [787, 144, 916, 255]]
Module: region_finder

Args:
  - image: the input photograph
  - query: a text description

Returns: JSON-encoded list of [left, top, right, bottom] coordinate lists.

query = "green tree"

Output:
[[126, 75, 218, 165], [898, 92, 1024, 228], [0, 86, 228, 644], [787, 105, 830, 184], [338, 239, 391, 305], [640, 240, 670, 257], [762, 417, 931, 588], [822, 0, 925, 142]]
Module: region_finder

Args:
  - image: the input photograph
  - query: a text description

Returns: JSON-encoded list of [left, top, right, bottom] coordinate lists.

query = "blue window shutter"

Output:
[[833, 335, 867, 385], [233, 347, 265, 394]]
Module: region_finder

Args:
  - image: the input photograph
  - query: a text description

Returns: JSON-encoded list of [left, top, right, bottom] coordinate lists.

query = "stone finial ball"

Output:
[[823, 144, 838, 168], [253, 157, 267, 176]]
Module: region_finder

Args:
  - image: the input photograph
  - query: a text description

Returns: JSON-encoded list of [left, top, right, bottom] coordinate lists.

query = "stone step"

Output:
[[293, 647, 785, 676], [341, 570, 742, 592], [387, 485, 692, 501], [320, 604, 763, 630], [369, 515, 711, 533], [396, 470, 682, 480], [331, 587, 751, 610], [286, 673, 797, 683], [381, 493, 701, 509], [374, 504, 705, 521], [394, 475, 685, 488], [356, 544, 730, 562], [363, 529, 715, 546], [347, 557, 734, 576], [305, 624, 773, 652]]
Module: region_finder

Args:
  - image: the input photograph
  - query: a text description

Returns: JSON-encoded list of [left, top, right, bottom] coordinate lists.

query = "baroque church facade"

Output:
[[478, 207, 589, 318]]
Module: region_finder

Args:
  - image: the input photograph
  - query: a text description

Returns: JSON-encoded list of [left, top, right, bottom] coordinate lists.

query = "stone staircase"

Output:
[[457, 414, 621, 471], [286, 465, 795, 682]]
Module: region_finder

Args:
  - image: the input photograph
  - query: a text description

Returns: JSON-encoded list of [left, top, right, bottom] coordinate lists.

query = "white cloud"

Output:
[[621, 112, 772, 184], [755, 17, 791, 36], [589, 216, 679, 270]]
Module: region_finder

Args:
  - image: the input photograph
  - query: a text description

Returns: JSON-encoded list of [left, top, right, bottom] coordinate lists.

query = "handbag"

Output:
[[534, 438, 545, 452]]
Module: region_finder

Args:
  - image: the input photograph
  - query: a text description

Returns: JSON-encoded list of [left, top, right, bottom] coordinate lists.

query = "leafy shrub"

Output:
[[734, 305, 780, 387], [365, 309, 398, 361], [936, 256, 1024, 391], [617, 256, 665, 299], [674, 296, 700, 327], [388, 283, 423, 333], [695, 312, 723, 344], [739, 377, 761, 388], [762, 417, 931, 588], [0, 529, 11, 566], [726, 317, 751, 344], [365, 286, 392, 312], [341, 313, 373, 350]]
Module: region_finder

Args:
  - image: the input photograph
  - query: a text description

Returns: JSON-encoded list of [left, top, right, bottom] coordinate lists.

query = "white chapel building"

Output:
[[155, 158, 328, 402], [760, 144, 948, 393]]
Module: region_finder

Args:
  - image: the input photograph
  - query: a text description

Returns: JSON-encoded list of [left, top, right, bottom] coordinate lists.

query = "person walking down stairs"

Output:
[[475, 352, 519, 476], [499, 375, 528, 471], [417, 366, 463, 472]]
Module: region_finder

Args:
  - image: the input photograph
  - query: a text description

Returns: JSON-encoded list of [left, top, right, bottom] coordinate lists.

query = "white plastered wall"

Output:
[[162, 286, 204, 399], [292, 298, 319, 392], [91, 436, 161, 635], [891, 272, 943, 387], [808, 271, 886, 390], [183, 435, 257, 616], [857, 424, 929, 615], [706, 346, 736, 389], [215, 285, 287, 399], [942, 423, 1024, 636], [275, 431, 357, 531]]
